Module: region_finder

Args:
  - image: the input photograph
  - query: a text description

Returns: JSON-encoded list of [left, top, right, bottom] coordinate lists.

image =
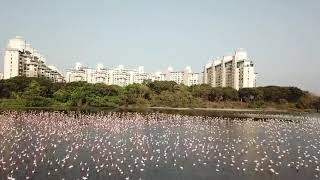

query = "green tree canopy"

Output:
[[222, 87, 239, 101], [124, 84, 151, 105], [239, 88, 263, 102], [23, 80, 41, 98], [146, 81, 177, 94], [22, 80, 52, 107], [313, 97, 320, 112], [0, 80, 11, 98], [0, 77, 317, 110], [258, 86, 305, 103], [189, 84, 213, 101]]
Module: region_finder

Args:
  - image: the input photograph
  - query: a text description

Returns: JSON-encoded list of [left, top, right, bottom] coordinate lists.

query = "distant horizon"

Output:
[[0, 1, 319, 95]]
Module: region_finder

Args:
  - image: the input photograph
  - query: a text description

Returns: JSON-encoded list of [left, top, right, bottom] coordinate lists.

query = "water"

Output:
[[0, 111, 320, 180]]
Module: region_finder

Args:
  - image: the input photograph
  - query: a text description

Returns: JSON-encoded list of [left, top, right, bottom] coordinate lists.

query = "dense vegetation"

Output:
[[0, 77, 319, 111]]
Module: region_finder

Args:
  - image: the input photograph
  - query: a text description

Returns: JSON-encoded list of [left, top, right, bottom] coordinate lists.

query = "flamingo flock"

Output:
[[0, 111, 319, 180]]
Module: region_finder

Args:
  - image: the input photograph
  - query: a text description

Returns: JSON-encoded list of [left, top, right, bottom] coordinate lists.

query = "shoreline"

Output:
[[0, 105, 315, 113], [147, 106, 289, 112]]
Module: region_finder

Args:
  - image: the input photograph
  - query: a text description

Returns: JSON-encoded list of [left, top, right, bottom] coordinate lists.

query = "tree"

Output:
[[124, 84, 151, 105], [173, 84, 188, 92], [22, 80, 52, 107], [53, 89, 70, 103], [69, 85, 96, 107], [259, 86, 282, 102], [0, 80, 11, 98], [142, 79, 152, 85], [91, 96, 122, 107], [296, 95, 311, 109], [23, 80, 41, 97], [312, 97, 320, 112], [54, 82, 124, 107], [64, 81, 88, 92], [146, 81, 177, 94], [93, 83, 111, 96], [4, 76, 32, 93], [3, 77, 57, 98], [152, 90, 193, 107], [285, 87, 305, 102], [222, 87, 239, 101], [258, 86, 305, 103], [36, 78, 55, 98], [189, 84, 213, 101], [98, 84, 123, 96], [211, 87, 224, 101], [239, 88, 263, 102]]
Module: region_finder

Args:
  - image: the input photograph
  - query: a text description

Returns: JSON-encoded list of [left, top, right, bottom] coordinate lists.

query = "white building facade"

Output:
[[154, 66, 200, 86], [66, 63, 200, 86], [203, 49, 256, 90], [3, 36, 64, 82], [66, 63, 155, 86]]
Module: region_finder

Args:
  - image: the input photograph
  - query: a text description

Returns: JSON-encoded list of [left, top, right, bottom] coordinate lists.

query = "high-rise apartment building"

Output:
[[203, 49, 256, 90], [3, 36, 64, 82]]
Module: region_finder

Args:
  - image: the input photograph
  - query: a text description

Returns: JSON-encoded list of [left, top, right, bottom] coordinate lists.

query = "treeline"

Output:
[[0, 76, 319, 111]]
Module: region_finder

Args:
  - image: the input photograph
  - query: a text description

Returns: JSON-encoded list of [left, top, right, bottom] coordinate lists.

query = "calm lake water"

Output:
[[0, 110, 320, 180]]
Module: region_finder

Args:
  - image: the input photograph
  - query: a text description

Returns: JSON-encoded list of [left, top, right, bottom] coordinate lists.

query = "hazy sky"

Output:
[[0, 0, 319, 94]]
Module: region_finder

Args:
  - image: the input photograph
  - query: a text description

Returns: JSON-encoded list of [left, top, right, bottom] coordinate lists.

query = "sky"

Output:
[[0, 0, 319, 94]]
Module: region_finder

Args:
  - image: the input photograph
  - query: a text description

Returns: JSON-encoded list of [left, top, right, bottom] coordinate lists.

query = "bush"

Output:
[[88, 96, 122, 107], [239, 88, 263, 102], [296, 95, 313, 109], [313, 97, 320, 112], [222, 87, 239, 101], [248, 101, 265, 108], [24, 96, 52, 107], [151, 90, 195, 108], [146, 81, 177, 94], [0, 99, 26, 108], [124, 84, 151, 105], [54, 89, 70, 103]]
